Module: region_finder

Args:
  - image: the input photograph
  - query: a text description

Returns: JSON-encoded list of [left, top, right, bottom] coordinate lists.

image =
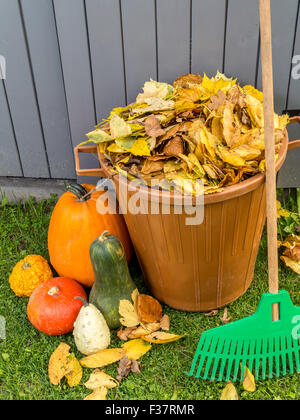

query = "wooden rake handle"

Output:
[[259, 0, 280, 320]]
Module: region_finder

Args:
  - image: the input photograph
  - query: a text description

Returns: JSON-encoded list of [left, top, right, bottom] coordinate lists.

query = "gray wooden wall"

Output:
[[0, 0, 299, 186]]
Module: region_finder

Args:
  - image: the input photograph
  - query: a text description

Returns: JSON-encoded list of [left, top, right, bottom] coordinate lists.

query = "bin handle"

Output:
[[74, 145, 107, 177], [287, 116, 300, 151]]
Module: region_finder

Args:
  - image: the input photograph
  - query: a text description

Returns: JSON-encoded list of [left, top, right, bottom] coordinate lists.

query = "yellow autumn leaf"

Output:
[[276, 201, 291, 218], [242, 366, 256, 393], [122, 339, 152, 360], [48, 343, 71, 386], [220, 382, 239, 400], [84, 370, 118, 390], [281, 256, 300, 275], [125, 137, 151, 157], [141, 331, 186, 344], [65, 354, 83, 388], [243, 85, 263, 102], [80, 348, 126, 369], [84, 386, 108, 401], [119, 299, 140, 328], [217, 146, 246, 167], [110, 113, 132, 139]]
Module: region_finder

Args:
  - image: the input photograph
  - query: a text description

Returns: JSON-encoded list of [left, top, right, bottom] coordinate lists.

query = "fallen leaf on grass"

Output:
[[128, 323, 161, 339], [84, 386, 108, 401], [281, 256, 300, 275], [84, 369, 118, 390], [160, 314, 170, 331], [220, 382, 239, 400], [141, 332, 186, 344], [119, 299, 140, 328], [48, 342, 83, 388], [122, 339, 152, 360], [65, 353, 83, 387], [221, 308, 231, 324], [117, 356, 141, 382], [205, 309, 219, 317], [137, 294, 163, 323], [80, 348, 126, 369], [242, 366, 256, 393]]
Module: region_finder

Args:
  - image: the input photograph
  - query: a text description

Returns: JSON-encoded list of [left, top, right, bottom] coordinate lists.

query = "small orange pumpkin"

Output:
[[27, 277, 87, 336], [48, 184, 132, 288]]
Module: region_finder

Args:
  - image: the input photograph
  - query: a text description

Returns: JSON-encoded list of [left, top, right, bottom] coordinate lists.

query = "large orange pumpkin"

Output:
[[48, 184, 132, 288]]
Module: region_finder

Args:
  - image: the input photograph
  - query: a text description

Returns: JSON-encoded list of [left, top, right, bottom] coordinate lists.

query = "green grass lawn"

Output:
[[0, 195, 299, 401]]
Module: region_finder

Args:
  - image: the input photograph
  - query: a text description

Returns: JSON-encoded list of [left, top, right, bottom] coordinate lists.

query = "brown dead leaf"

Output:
[[116, 356, 141, 382], [122, 339, 152, 360], [205, 309, 219, 317], [48, 343, 71, 386], [119, 299, 140, 328], [80, 348, 126, 369], [142, 331, 186, 344], [141, 159, 165, 175], [221, 307, 231, 324], [84, 386, 108, 401], [160, 314, 170, 331], [137, 294, 163, 323], [117, 327, 136, 341], [128, 323, 161, 339], [145, 114, 165, 138], [84, 369, 118, 390], [242, 366, 256, 393], [281, 256, 300, 275], [283, 246, 300, 262], [208, 90, 226, 111], [163, 136, 184, 156], [220, 382, 239, 400], [173, 73, 203, 88]]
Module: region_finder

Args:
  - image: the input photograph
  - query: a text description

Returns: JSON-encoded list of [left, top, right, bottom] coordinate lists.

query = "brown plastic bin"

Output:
[[75, 120, 300, 312]]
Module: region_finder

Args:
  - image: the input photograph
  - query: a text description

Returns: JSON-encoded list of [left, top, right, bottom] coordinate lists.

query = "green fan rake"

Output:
[[187, 0, 300, 383]]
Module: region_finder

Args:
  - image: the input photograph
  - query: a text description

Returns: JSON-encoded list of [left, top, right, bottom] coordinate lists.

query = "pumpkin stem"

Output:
[[48, 286, 60, 297], [99, 231, 110, 242], [75, 296, 89, 307], [65, 183, 89, 202], [22, 262, 31, 270]]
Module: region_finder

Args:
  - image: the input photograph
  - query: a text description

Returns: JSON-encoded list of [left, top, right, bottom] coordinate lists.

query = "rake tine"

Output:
[[248, 339, 256, 374], [280, 335, 287, 376], [268, 337, 274, 379], [188, 336, 206, 376], [262, 338, 268, 380], [294, 337, 300, 373], [218, 339, 232, 381], [232, 340, 244, 382], [203, 338, 219, 380], [286, 334, 294, 375], [210, 338, 225, 380], [274, 336, 280, 377], [225, 339, 237, 382], [196, 336, 212, 378]]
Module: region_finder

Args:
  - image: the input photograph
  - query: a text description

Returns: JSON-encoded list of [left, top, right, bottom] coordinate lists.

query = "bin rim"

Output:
[[97, 128, 288, 205]]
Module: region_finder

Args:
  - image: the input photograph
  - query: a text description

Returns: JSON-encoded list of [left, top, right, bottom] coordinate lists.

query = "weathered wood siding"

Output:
[[0, 0, 299, 186]]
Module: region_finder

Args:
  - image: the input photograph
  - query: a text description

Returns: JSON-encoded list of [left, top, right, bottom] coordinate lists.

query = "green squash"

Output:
[[89, 231, 137, 329]]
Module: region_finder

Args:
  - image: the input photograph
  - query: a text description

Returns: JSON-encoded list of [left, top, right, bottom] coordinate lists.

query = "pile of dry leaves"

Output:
[[82, 72, 289, 195]]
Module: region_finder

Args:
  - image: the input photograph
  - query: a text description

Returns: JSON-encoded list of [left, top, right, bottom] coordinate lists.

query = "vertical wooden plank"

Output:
[[278, 4, 300, 188], [0, 0, 50, 178], [0, 82, 23, 177], [191, 0, 226, 76], [53, 0, 98, 182], [21, 0, 75, 179], [156, 0, 190, 83], [257, 0, 298, 113], [86, 0, 126, 122], [121, 0, 157, 103], [224, 0, 259, 85]]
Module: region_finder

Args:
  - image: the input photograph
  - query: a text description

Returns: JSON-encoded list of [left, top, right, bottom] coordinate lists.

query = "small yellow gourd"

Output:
[[9, 255, 53, 297], [73, 298, 111, 355]]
